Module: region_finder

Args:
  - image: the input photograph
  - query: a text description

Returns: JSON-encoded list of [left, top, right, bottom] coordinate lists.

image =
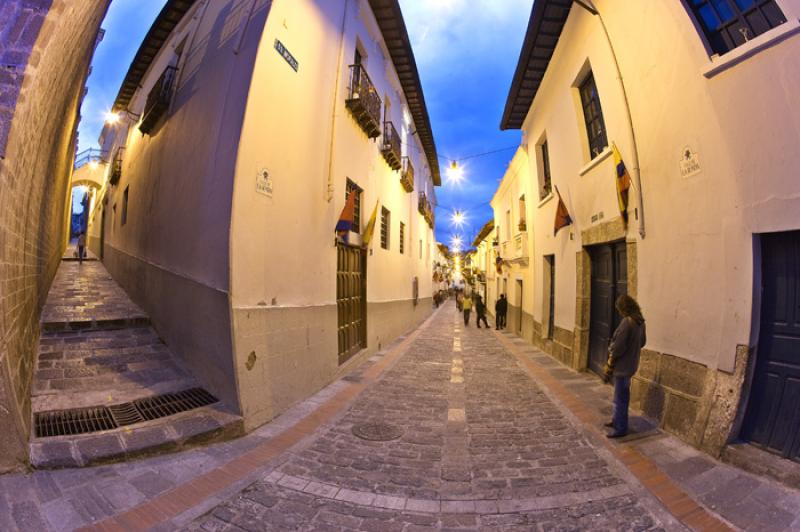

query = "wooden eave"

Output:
[[368, 0, 441, 186], [112, 0, 197, 112], [500, 0, 573, 130], [472, 219, 496, 247]]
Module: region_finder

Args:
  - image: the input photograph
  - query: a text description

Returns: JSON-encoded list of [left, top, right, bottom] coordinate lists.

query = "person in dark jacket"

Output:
[[602, 294, 646, 438], [474, 294, 489, 329], [495, 294, 508, 330]]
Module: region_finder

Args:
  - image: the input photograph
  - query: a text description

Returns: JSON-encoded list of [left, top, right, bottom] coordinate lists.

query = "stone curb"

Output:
[[40, 316, 151, 333], [261, 471, 633, 514]]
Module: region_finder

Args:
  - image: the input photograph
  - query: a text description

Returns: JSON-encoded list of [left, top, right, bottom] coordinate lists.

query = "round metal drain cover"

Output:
[[352, 422, 404, 441]]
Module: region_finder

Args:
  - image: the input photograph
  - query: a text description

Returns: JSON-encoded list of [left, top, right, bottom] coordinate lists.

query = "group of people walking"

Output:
[[449, 288, 646, 440], [455, 291, 507, 330]]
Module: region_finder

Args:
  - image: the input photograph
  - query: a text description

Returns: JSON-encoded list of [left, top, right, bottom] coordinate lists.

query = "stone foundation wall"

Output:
[[632, 345, 753, 455], [0, 0, 109, 472], [532, 320, 575, 368]]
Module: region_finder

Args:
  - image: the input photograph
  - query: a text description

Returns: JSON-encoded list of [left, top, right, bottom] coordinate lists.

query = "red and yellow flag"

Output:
[[612, 143, 631, 226]]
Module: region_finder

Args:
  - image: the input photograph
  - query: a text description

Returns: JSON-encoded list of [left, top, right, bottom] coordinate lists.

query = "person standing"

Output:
[[495, 294, 508, 330], [462, 294, 472, 326], [602, 294, 647, 438], [474, 294, 489, 329], [77, 232, 87, 265]]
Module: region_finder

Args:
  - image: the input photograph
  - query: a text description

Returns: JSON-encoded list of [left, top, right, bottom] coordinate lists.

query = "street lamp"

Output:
[[451, 209, 466, 228], [446, 161, 464, 185]]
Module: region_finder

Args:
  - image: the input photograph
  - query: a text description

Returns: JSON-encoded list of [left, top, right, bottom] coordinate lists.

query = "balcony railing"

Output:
[[400, 156, 414, 192], [418, 192, 434, 228], [140, 66, 178, 135], [74, 148, 107, 170], [511, 232, 529, 261], [381, 121, 402, 171], [109, 147, 124, 185], [345, 64, 381, 139]]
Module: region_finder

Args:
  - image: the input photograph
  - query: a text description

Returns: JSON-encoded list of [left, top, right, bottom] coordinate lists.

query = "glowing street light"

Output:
[[450, 209, 466, 228], [446, 160, 464, 185], [89, 160, 99, 170], [104, 111, 120, 125], [451, 235, 463, 252]]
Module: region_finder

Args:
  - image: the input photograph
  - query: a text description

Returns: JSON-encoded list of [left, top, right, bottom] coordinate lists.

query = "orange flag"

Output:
[[553, 186, 573, 236]]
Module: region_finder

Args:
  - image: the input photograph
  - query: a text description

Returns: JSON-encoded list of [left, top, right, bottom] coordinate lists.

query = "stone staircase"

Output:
[[30, 259, 243, 468]]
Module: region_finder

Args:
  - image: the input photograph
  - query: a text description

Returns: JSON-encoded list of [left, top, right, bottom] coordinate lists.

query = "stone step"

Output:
[[33, 326, 192, 405], [30, 403, 244, 468]]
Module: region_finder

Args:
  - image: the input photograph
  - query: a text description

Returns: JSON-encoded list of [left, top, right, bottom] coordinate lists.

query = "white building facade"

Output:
[[87, 0, 440, 430], [498, 0, 800, 461]]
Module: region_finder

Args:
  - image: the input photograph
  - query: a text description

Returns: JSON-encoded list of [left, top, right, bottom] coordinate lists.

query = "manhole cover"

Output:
[[352, 422, 404, 441]]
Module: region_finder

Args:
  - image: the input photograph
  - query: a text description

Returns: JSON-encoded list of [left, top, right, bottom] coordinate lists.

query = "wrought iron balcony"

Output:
[[345, 64, 381, 139], [418, 192, 434, 229], [400, 157, 414, 193], [109, 147, 124, 185], [381, 121, 402, 171], [140, 66, 177, 135]]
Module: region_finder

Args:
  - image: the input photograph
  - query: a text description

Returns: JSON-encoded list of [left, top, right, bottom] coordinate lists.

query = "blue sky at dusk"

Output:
[[77, 0, 533, 246]]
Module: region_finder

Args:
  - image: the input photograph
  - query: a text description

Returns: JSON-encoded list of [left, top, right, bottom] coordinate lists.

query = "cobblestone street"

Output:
[[2, 303, 798, 531], [184, 305, 678, 531]]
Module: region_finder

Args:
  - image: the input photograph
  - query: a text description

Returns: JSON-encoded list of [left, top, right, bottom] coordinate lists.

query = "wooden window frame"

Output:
[[380, 207, 390, 250], [399, 222, 405, 254], [578, 72, 608, 159], [686, 0, 787, 56], [346, 179, 362, 233]]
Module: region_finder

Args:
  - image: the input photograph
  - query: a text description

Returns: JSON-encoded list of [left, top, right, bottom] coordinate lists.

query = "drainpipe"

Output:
[[574, 0, 646, 239], [325, 0, 351, 202]]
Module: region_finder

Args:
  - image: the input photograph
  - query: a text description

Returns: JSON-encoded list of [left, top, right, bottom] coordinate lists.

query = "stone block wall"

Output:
[[0, 0, 109, 472]]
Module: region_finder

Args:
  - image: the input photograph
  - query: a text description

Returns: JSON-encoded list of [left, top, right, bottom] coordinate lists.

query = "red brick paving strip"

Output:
[[493, 331, 734, 532], [80, 314, 436, 532]]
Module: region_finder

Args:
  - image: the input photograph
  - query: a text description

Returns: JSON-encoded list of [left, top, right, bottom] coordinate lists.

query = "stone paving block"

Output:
[[405, 498, 440, 513], [30, 440, 79, 468], [76, 434, 124, 465], [41, 497, 87, 532], [172, 415, 224, 444], [303, 480, 340, 498], [123, 426, 178, 456], [129, 470, 176, 498], [12, 500, 51, 530]]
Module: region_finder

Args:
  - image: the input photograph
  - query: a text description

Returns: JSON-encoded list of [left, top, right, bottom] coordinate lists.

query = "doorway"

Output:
[[516, 279, 523, 333], [588, 241, 627, 375], [742, 231, 800, 461], [337, 243, 367, 365]]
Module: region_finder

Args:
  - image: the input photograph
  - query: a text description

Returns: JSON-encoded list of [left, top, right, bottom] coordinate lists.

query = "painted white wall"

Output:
[[510, 0, 800, 371], [230, 0, 436, 310]]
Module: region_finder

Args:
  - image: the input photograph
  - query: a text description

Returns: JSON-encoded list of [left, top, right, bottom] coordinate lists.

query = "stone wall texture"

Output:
[[0, 0, 109, 472]]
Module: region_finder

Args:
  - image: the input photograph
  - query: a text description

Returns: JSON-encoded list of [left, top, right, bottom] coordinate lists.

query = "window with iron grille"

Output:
[[346, 179, 362, 233], [540, 139, 552, 199], [688, 0, 786, 55], [579, 72, 608, 159], [381, 207, 390, 249], [399, 222, 405, 254]]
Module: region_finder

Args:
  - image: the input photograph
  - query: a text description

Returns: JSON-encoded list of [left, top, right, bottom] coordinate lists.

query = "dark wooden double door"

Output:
[[337, 244, 366, 365], [588, 242, 628, 375], [742, 231, 800, 461]]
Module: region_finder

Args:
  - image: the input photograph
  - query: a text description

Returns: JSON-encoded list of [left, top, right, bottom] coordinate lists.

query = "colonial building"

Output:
[[87, 0, 440, 431], [497, 0, 800, 466]]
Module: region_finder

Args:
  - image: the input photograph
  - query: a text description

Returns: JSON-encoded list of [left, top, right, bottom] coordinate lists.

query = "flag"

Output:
[[361, 200, 379, 248], [553, 186, 572, 236], [495, 256, 503, 275], [335, 191, 357, 243], [612, 143, 631, 226]]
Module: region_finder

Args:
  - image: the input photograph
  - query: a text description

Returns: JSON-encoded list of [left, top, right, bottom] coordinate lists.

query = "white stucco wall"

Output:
[[515, 0, 800, 372]]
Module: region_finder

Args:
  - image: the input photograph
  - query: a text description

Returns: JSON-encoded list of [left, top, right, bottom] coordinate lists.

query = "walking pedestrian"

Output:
[[462, 294, 472, 326], [77, 232, 86, 265], [474, 294, 489, 329], [602, 294, 647, 438], [495, 294, 508, 330]]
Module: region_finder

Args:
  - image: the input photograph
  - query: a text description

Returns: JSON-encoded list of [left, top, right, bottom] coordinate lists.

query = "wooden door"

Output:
[[337, 244, 366, 365], [742, 231, 800, 461], [588, 242, 627, 375], [516, 280, 523, 332]]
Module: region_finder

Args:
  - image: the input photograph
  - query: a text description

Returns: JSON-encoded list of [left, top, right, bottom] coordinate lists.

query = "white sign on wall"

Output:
[[680, 147, 701, 178], [256, 167, 273, 197]]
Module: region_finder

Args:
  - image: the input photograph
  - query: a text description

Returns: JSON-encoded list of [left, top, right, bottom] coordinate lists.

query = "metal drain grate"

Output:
[[35, 407, 116, 438], [34, 388, 219, 438], [134, 388, 218, 421], [109, 402, 144, 426]]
